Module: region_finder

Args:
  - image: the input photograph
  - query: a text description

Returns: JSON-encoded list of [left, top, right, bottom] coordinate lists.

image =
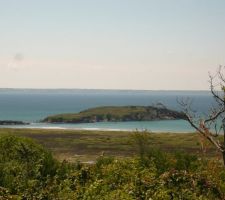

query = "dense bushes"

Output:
[[0, 135, 58, 195], [0, 135, 225, 199]]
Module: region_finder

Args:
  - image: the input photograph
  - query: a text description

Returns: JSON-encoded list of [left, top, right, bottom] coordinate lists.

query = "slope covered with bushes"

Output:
[[0, 134, 225, 199]]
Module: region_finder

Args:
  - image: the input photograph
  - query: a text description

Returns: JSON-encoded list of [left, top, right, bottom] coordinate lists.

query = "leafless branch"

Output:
[[185, 113, 224, 152], [209, 74, 224, 104], [204, 107, 225, 123], [218, 66, 225, 83], [179, 66, 225, 159]]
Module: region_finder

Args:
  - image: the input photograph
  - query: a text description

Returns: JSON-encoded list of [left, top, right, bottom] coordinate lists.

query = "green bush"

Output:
[[0, 135, 58, 193], [0, 135, 225, 199], [174, 151, 198, 171]]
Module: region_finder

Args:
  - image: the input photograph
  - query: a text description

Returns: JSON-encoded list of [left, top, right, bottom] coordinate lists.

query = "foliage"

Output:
[[0, 135, 58, 195], [0, 135, 225, 199]]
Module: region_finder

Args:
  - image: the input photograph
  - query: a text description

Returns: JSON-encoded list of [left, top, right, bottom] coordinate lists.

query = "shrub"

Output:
[[0, 135, 58, 193]]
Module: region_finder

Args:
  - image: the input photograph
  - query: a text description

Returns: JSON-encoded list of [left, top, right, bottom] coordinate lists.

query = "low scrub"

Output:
[[0, 135, 225, 199]]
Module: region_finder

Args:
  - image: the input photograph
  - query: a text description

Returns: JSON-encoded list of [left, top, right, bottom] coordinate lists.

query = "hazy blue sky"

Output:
[[0, 0, 225, 90]]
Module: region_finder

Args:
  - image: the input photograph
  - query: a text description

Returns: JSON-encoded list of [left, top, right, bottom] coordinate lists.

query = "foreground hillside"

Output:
[[0, 129, 224, 199], [42, 106, 186, 123]]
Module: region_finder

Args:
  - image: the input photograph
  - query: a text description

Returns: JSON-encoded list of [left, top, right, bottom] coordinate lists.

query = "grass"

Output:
[[0, 128, 221, 162], [42, 105, 184, 122], [44, 106, 147, 121]]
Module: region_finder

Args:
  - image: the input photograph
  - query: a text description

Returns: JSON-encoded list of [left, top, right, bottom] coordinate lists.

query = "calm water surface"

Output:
[[0, 89, 215, 132]]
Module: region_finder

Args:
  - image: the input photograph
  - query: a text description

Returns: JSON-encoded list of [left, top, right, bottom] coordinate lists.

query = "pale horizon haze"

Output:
[[0, 0, 225, 90]]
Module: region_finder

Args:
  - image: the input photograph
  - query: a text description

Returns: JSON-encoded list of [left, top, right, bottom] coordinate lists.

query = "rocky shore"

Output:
[[0, 120, 29, 125]]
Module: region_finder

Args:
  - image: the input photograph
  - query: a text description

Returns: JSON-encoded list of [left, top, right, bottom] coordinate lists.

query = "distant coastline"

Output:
[[0, 88, 212, 92], [0, 120, 29, 125], [0, 90, 212, 132]]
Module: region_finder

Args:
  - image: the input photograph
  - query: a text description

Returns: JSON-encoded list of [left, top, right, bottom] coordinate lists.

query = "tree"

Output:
[[179, 66, 225, 165]]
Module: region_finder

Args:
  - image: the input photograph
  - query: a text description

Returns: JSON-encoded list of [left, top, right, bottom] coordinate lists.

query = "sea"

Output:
[[0, 89, 217, 132]]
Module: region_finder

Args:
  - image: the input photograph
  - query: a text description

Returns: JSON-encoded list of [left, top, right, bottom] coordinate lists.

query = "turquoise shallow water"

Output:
[[0, 89, 215, 132]]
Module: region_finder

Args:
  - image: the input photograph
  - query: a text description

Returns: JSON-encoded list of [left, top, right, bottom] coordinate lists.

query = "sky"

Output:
[[0, 0, 225, 90]]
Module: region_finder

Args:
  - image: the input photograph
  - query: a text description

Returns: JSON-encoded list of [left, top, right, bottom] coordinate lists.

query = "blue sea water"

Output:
[[0, 89, 216, 132]]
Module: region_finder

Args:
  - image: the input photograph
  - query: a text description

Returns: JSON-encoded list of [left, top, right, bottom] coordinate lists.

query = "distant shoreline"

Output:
[[0, 88, 212, 93], [0, 90, 212, 132], [0, 122, 194, 133]]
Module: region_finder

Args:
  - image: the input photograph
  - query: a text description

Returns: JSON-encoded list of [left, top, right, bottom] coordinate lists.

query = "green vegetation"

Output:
[[0, 131, 225, 199], [42, 106, 186, 123], [0, 128, 219, 162]]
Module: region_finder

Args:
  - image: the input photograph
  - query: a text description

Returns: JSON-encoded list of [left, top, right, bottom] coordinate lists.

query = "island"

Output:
[[42, 106, 186, 123], [0, 120, 29, 125]]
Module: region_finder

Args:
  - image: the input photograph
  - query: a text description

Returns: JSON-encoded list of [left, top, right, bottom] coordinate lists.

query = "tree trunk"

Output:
[[223, 89, 225, 166], [223, 118, 225, 166]]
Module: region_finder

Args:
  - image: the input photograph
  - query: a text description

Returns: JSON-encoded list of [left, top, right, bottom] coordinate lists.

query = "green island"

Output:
[[42, 105, 186, 123]]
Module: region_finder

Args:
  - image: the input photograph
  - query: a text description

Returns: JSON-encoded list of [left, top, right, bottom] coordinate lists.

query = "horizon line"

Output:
[[0, 88, 211, 92]]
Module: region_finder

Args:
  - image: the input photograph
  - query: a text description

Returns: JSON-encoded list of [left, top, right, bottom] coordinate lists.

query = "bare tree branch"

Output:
[[204, 107, 225, 123], [179, 66, 225, 165], [209, 74, 224, 104], [185, 113, 224, 153], [218, 66, 225, 83]]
